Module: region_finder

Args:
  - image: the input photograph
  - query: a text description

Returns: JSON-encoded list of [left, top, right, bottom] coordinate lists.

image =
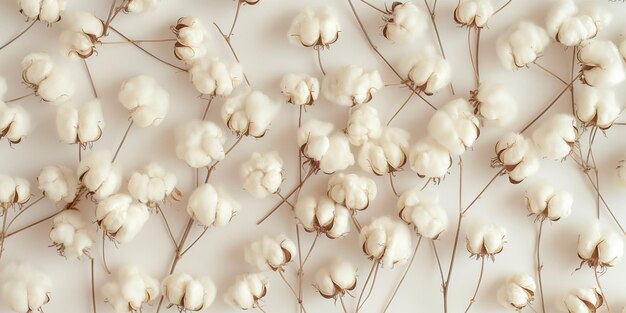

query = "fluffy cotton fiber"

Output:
[[494, 133, 539, 184], [473, 83, 518, 126], [397, 189, 447, 239], [0, 262, 52, 313], [77, 150, 121, 200], [288, 7, 341, 47], [189, 57, 243, 96], [127, 162, 178, 206], [0, 101, 31, 144], [577, 221, 623, 268], [345, 104, 382, 146], [314, 258, 357, 299], [244, 235, 297, 271], [428, 98, 480, 155], [186, 183, 240, 227], [96, 193, 150, 244], [360, 216, 412, 268], [409, 136, 452, 180], [322, 65, 383, 107], [497, 273, 536, 310], [525, 182, 573, 221], [557, 288, 604, 313], [466, 223, 507, 257], [49, 209, 95, 259], [295, 195, 350, 239], [18, 0, 67, 24], [496, 21, 550, 70], [224, 273, 268, 310], [173, 16, 209, 64], [124, 0, 161, 13], [37, 165, 78, 203], [398, 46, 451, 95], [297, 119, 354, 174], [175, 120, 226, 168], [546, 0, 611, 46], [101, 265, 159, 313], [357, 127, 410, 175], [531, 114, 578, 160], [59, 11, 105, 59], [221, 90, 280, 137], [574, 85, 622, 129], [0, 175, 31, 208], [56, 99, 105, 144], [327, 172, 377, 212], [454, 0, 494, 28], [577, 39, 625, 88], [21, 52, 75, 103], [383, 1, 428, 44], [118, 75, 170, 127], [240, 151, 283, 198], [161, 273, 216, 311], [280, 73, 320, 106]]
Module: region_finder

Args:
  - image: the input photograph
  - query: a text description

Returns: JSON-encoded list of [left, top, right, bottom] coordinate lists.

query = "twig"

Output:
[[387, 91, 414, 126], [5, 195, 45, 231], [360, 0, 386, 14], [355, 260, 378, 312], [432, 240, 446, 296], [423, 0, 454, 94], [156, 205, 178, 249], [339, 296, 349, 313], [467, 29, 478, 88], [279, 270, 308, 313], [536, 219, 546, 313], [0, 20, 37, 51], [316, 47, 326, 76], [257, 169, 315, 224], [5, 92, 35, 103], [593, 267, 611, 313], [180, 226, 209, 257], [102, 232, 111, 274], [493, 0, 514, 16], [202, 96, 214, 120], [389, 174, 400, 197], [463, 257, 486, 313], [475, 28, 481, 86], [112, 120, 134, 163], [351, 214, 362, 233], [381, 236, 422, 313], [357, 261, 380, 312], [443, 157, 464, 313], [462, 169, 504, 215], [100, 39, 177, 44], [570, 47, 577, 115], [5, 208, 65, 238], [90, 258, 97, 313], [533, 62, 567, 85], [83, 59, 99, 98], [227, 0, 243, 39], [213, 23, 251, 86], [0, 211, 8, 260]]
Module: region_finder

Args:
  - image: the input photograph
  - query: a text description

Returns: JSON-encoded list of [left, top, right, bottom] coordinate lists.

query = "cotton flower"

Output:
[[428, 98, 480, 155], [189, 57, 243, 96], [49, 209, 94, 259], [574, 85, 622, 129], [240, 152, 283, 198], [244, 235, 296, 271], [77, 150, 121, 200], [224, 273, 268, 310], [297, 119, 355, 174], [322, 65, 383, 107], [18, 0, 67, 24], [357, 127, 410, 175], [497, 273, 536, 310], [532, 114, 578, 160], [345, 104, 382, 146], [360, 216, 412, 268], [280, 74, 320, 106], [383, 1, 428, 44], [123, 0, 161, 13], [397, 189, 447, 239], [398, 46, 451, 95], [101, 265, 159, 313], [409, 136, 452, 180], [118, 75, 170, 127], [59, 11, 105, 59], [454, 0, 494, 28], [172, 17, 209, 64], [127, 162, 178, 207], [175, 120, 226, 168], [294, 196, 350, 239], [221, 90, 280, 137], [577, 39, 625, 88], [0, 101, 31, 144], [161, 273, 216, 311], [327, 172, 377, 212], [496, 21, 550, 70], [288, 7, 341, 47], [56, 99, 105, 144], [493, 133, 539, 184], [557, 288, 604, 313], [21, 52, 75, 103], [466, 223, 507, 259], [525, 182, 572, 221], [471, 83, 518, 126], [577, 221, 623, 268], [37, 165, 78, 203], [186, 183, 240, 227], [546, 0, 611, 46], [0, 262, 52, 313], [0, 175, 30, 209], [96, 194, 150, 244], [314, 258, 357, 299]]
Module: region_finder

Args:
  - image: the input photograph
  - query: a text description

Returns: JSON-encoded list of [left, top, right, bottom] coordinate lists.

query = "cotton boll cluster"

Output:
[[240, 152, 283, 198], [577, 222, 623, 268], [244, 235, 296, 271], [224, 273, 268, 310], [96, 194, 150, 244], [574, 85, 621, 129], [408, 136, 452, 180], [0, 175, 30, 209], [59, 11, 105, 59], [221, 90, 280, 137], [161, 273, 216, 311], [526, 182, 572, 221], [493, 133, 539, 184], [297, 119, 354, 174], [397, 189, 447, 239], [454, 0, 494, 28], [56, 99, 105, 144], [21, 52, 75, 103], [383, 1, 428, 44], [77, 150, 121, 200], [577, 39, 625, 88], [327, 172, 377, 212], [280, 74, 320, 106], [466, 223, 507, 259], [123, 0, 161, 13], [532, 114, 578, 160], [49, 209, 94, 259], [360, 216, 412, 268], [345, 104, 382, 146], [496, 22, 550, 70], [428, 98, 480, 155], [471, 83, 518, 126], [175, 120, 226, 168], [186, 183, 240, 227], [294, 196, 350, 239], [0, 100, 31, 144], [101, 265, 159, 313], [357, 127, 410, 175], [557, 288, 604, 313], [127, 162, 178, 207], [288, 7, 341, 47], [496, 273, 536, 310], [0, 263, 52, 313], [398, 46, 451, 95], [322, 65, 383, 107], [18, 0, 66, 24], [118, 75, 170, 127], [37, 165, 78, 203], [314, 258, 357, 299], [546, 0, 611, 46], [172, 17, 210, 64], [189, 57, 243, 96]]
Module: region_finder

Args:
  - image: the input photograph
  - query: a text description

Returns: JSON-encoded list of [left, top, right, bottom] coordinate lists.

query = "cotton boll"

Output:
[[0, 175, 30, 209], [497, 22, 550, 70], [124, 0, 161, 13], [322, 65, 383, 107], [577, 221, 623, 268], [175, 120, 226, 168], [525, 182, 572, 221], [288, 7, 341, 47], [294, 196, 350, 239], [59, 11, 105, 59], [172, 16, 209, 63], [18, 0, 66, 24], [574, 85, 622, 129], [454, 0, 494, 28], [531, 114, 578, 160], [0, 102, 31, 144], [240, 152, 283, 198], [546, 0, 611, 46], [577, 39, 625, 88], [359, 216, 412, 268], [244, 235, 297, 271], [428, 98, 480, 155], [314, 258, 357, 299], [127, 162, 178, 206], [221, 90, 280, 137], [101, 265, 159, 313], [0, 262, 52, 313], [345, 104, 382, 146], [186, 183, 240, 227], [383, 1, 428, 44], [327, 172, 376, 212], [161, 273, 216, 311], [280, 74, 320, 106], [408, 136, 452, 180], [49, 209, 95, 259], [472, 83, 518, 126], [319, 133, 355, 174], [297, 120, 354, 173], [21, 52, 75, 103], [224, 273, 268, 310], [466, 223, 507, 258], [37, 165, 78, 203], [358, 127, 409, 175], [397, 188, 447, 239], [96, 194, 150, 244], [56, 99, 105, 144], [494, 133, 539, 184], [77, 150, 121, 200], [557, 288, 604, 313], [118, 75, 170, 127], [398, 47, 451, 95], [497, 273, 536, 310], [189, 57, 243, 96]]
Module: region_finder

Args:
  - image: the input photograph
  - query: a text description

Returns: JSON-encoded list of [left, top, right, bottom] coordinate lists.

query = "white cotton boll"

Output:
[[125, 0, 161, 13], [172, 17, 210, 64], [21, 53, 75, 103], [546, 0, 611, 46], [37, 165, 77, 203], [398, 46, 451, 95], [454, 0, 494, 28], [64, 11, 104, 37], [466, 223, 507, 257], [346, 104, 382, 146], [358, 127, 409, 175], [0, 175, 30, 208], [314, 258, 357, 299], [49, 210, 95, 259], [397, 189, 447, 239], [221, 90, 280, 137], [224, 273, 268, 310], [574, 85, 622, 129], [0, 263, 52, 313], [189, 57, 243, 96], [294, 196, 350, 239], [497, 273, 536, 310], [118, 75, 170, 127], [280, 74, 320, 106], [532, 114, 578, 160], [59, 11, 105, 59], [428, 98, 480, 155], [161, 273, 216, 311], [409, 136, 452, 180], [101, 265, 159, 313], [557, 288, 604, 313], [18, 0, 66, 24], [96, 194, 150, 244], [319, 133, 355, 174], [494, 133, 539, 184], [186, 183, 240, 227], [175, 120, 226, 169], [497, 22, 551, 70], [0, 102, 31, 144], [473, 83, 518, 126], [359, 216, 412, 268], [56, 99, 105, 144], [577, 221, 623, 268], [240, 152, 283, 198], [77, 150, 121, 200], [288, 7, 341, 47], [383, 1, 428, 44], [327, 172, 376, 212], [577, 39, 625, 88], [127, 162, 177, 206], [525, 182, 572, 221], [322, 65, 384, 107], [244, 235, 297, 271], [298, 119, 333, 161]]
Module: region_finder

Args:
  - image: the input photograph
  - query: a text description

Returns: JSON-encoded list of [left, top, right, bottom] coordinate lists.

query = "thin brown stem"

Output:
[[493, 0, 513, 16], [536, 219, 546, 313], [102, 232, 111, 274], [156, 205, 178, 249], [91, 258, 97, 313], [432, 240, 446, 294], [357, 261, 380, 312], [593, 267, 611, 313], [423, 0, 454, 95], [256, 305, 268, 313], [351, 214, 362, 233], [5, 208, 64, 238], [0, 20, 37, 51], [389, 174, 400, 197], [475, 28, 481, 86], [464, 257, 486, 313], [257, 169, 315, 224], [112, 120, 134, 163], [533, 62, 567, 85], [570, 47, 577, 115], [339, 296, 349, 313], [578, 165, 626, 235], [5, 92, 35, 103], [301, 234, 319, 268], [227, 1, 243, 40], [279, 270, 308, 313], [83, 59, 98, 98], [214, 23, 251, 86], [296, 224, 304, 313], [387, 91, 414, 126], [202, 96, 214, 120], [444, 157, 463, 313], [360, 0, 387, 14], [103, 0, 118, 35], [5, 195, 45, 231], [180, 226, 209, 257], [381, 236, 422, 313], [99, 39, 177, 44], [420, 178, 432, 191], [316, 47, 326, 76], [79, 144, 82, 162], [276, 193, 295, 210], [0, 211, 8, 260], [462, 169, 503, 215], [467, 29, 478, 88], [355, 260, 378, 312]]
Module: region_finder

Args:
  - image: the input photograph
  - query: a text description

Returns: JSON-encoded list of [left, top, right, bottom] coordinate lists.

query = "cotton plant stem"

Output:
[[475, 28, 481, 86], [463, 257, 486, 313], [79, 144, 83, 162], [0, 211, 9, 260], [423, 0, 454, 95], [570, 47, 577, 115], [586, 128, 601, 219], [102, 232, 111, 274], [83, 59, 99, 98], [387, 91, 414, 126], [5, 195, 45, 231], [533, 62, 567, 85], [100, 39, 177, 44], [443, 157, 463, 313], [381, 236, 423, 313], [180, 226, 209, 257], [214, 23, 251, 86], [112, 120, 134, 163], [103, 0, 128, 35], [431, 241, 446, 297], [296, 103, 305, 313], [467, 29, 478, 88], [316, 47, 326, 76], [493, 0, 514, 15], [356, 261, 380, 312], [593, 267, 611, 313], [296, 224, 304, 313], [257, 169, 315, 224], [90, 258, 97, 313], [202, 96, 214, 120], [275, 192, 296, 209], [156, 205, 178, 249], [351, 214, 363, 232], [339, 296, 349, 313], [0, 20, 37, 51], [5, 92, 35, 103], [360, 0, 386, 14], [536, 220, 547, 313], [278, 270, 309, 313], [389, 174, 400, 197]]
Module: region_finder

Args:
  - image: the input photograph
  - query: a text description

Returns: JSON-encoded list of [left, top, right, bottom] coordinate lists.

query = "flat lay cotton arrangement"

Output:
[[1, 0, 626, 312]]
